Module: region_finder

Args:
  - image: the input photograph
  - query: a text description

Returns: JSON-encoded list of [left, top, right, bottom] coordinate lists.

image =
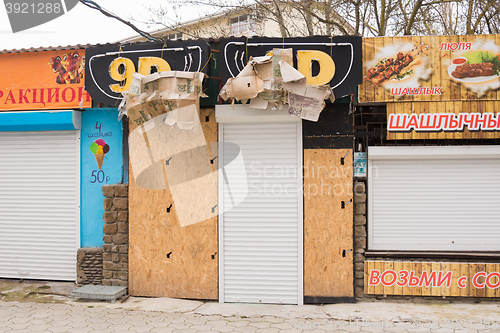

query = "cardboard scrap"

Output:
[[219, 48, 334, 121], [219, 57, 269, 103], [280, 60, 334, 122], [222, 75, 264, 100], [118, 71, 206, 126]]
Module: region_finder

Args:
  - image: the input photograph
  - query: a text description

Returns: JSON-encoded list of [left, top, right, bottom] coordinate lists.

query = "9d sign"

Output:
[[85, 41, 211, 106], [220, 36, 362, 98]]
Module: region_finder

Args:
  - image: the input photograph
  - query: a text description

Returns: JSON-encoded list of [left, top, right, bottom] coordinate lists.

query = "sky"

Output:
[[0, 0, 196, 50]]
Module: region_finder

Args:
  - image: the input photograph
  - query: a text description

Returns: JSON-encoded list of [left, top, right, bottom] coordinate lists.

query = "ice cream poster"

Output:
[[359, 34, 500, 103], [80, 110, 123, 247], [90, 139, 110, 170]]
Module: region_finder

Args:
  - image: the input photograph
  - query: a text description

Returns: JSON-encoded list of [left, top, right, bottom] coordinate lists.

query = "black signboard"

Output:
[[220, 36, 362, 98], [85, 41, 211, 106]]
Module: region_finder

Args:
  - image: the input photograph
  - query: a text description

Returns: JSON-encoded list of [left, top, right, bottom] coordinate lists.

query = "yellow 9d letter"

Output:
[[296, 50, 335, 86], [138, 57, 171, 75], [109, 57, 136, 93]]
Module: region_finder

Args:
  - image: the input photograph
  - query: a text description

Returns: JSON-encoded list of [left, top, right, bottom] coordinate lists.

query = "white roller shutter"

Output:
[[219, 121, 303, 305], [0, 131, 80, 281], [368, 146, 500, 252]]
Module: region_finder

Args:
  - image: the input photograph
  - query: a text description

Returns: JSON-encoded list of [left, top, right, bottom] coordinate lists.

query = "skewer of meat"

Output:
[[365, 44, 429, 86]]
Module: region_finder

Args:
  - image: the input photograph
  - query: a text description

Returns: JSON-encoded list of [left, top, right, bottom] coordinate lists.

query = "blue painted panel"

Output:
[[81, 109, 123, 247], [0, 110, 80, 131]]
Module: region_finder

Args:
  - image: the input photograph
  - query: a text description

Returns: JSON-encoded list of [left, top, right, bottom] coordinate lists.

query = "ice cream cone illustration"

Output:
[[90, 139, 110, 170], [94, 153, 105, 170]]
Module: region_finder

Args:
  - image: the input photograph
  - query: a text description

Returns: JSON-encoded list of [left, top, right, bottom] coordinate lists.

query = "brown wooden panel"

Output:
[[470, 101, 480, 139], [374, 261, 385, 295], [461, 101, 471, 139], [304, 149, 353, 298], [386, 104, 396, 140], [411, 102, 421, 140], [486, 101, 495, 139], [428, 102, 438, 140], [440, 263, 451, 297], [437, 100, 446, 140], [395, 101, 404, 141], [402, 262, 413, 296], [412, 262, 422, 296], [128, 107, 218, 299], [476, 263, 486, 298], [418, 35, 432, 103], [431, 36, 441, 102], [393, 261, 403, 295], [450, 263, 461, 297], [440, 36, 452, 102], [365, 260, 375, 295], [383, 261, 394, 295], [373, 37, 385, 103], [485, 264, 497, 298], [362, 38, 375, 103], [460, 263, 470, 297], [421, 262, 432, 296], [495, 264, 500, 297], [459, 34, 470, 102], [420, 102, 430, 140], [402, 101, 411, 140]]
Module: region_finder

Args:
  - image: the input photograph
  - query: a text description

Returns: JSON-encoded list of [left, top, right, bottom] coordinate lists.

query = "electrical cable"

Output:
[[78, 0, 163, 42]]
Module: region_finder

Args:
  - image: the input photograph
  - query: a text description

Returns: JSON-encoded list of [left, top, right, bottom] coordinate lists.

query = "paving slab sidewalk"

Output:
[[1, 279, 500, 332]]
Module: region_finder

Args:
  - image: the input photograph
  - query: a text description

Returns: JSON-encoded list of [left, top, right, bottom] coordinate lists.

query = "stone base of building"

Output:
[[76, 247, 103, 285]]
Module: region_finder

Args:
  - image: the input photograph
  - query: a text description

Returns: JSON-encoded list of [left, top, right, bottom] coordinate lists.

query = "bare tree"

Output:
[[129, 0, 500, 39]]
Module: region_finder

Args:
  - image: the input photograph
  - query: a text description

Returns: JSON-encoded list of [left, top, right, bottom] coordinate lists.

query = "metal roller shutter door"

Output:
[[0, 131, 80, 281], [219, 121, 303, 305], [368, 146, 500, 252]]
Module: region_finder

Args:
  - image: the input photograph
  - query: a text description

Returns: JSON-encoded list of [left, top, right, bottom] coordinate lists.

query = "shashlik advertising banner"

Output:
[[359, 34, 500, 103], [0, 49, 91, 111]]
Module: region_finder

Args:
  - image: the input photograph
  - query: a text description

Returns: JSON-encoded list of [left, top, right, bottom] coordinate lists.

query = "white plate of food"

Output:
[[448, 56, 500, 83]]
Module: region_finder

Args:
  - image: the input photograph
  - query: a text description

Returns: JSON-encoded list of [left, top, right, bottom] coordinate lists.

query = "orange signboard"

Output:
[[0, 49, 91, 111]]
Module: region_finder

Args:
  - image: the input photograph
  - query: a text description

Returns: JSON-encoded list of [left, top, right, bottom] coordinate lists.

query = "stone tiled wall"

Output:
[[353, 181, 367, 298], [76, 248, 103, 285], [101, 184, 129, 287]]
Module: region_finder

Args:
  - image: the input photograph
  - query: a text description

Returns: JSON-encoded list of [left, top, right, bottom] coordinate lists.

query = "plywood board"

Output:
[[365, 260, 500, 298], [304, 149, 354, 298], [128, 107, 218, 299]]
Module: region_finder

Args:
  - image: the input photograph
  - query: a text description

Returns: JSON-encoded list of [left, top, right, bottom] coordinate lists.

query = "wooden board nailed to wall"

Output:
[[304, 149, 353, 298], [128, 107, 218, 299], [365, 261, 500, 297]]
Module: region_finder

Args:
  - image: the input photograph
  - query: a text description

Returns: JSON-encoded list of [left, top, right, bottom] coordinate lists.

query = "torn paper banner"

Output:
[[219, 58, 267, 102], [219, 49, 334, 121], [119, 71, 206, 127], [279, 60, 334, 122], [129, 109, 248, 227]]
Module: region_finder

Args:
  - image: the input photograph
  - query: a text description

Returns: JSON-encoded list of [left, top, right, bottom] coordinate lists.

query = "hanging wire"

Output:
[[78, 0, 163, 42]]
